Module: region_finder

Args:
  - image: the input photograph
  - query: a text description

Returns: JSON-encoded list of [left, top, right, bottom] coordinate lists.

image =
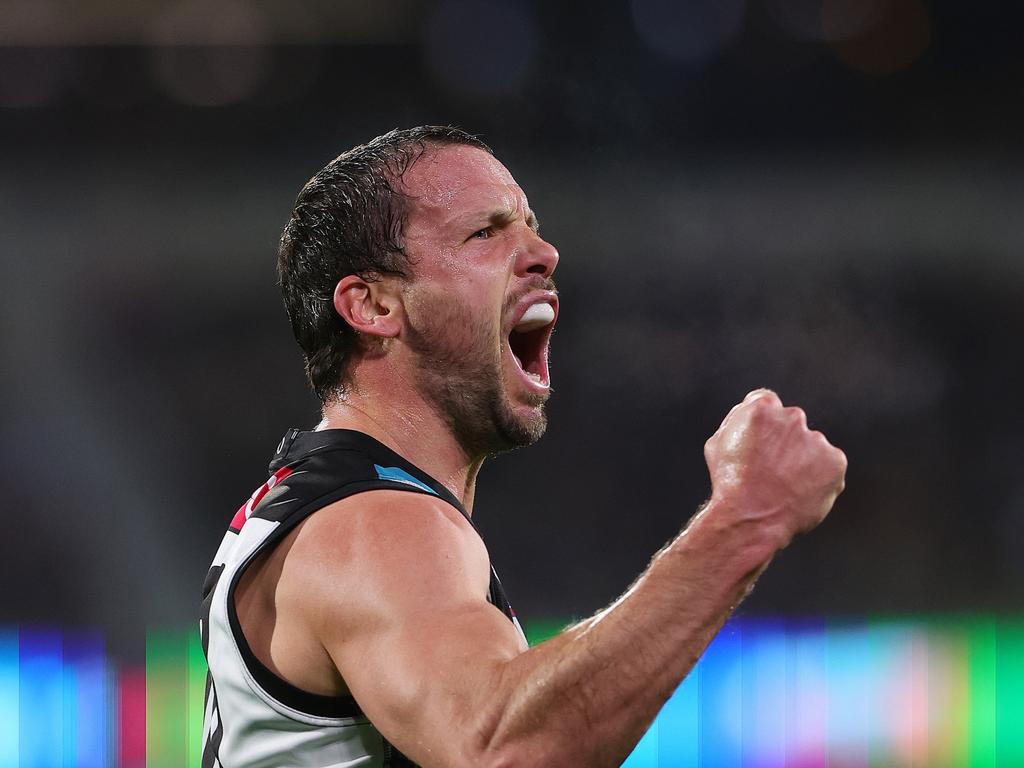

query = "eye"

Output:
[[470, 226, 494, 240]]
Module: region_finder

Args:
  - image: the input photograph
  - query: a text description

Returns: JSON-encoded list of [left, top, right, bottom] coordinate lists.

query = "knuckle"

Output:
[[746, 388, 780, 407], [747, 404, 769, 426], [748, 395, 775, 416], [786, 406, 807, 426], [835, 447, 848, 471]]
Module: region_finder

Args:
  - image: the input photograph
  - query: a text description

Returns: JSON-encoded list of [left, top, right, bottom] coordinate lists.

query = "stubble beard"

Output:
[[405, 296, 549, 459]]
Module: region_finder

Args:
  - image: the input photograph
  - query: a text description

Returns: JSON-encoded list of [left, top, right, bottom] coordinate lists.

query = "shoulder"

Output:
[[292, 488, 485, 572], [277, 489, 491, 633]]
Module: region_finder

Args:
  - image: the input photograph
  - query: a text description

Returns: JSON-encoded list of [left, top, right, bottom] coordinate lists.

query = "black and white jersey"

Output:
[[200, 428, 525, 768]]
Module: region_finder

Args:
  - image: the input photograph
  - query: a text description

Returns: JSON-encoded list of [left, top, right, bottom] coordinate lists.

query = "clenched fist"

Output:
[[704, 389, 847, 551]]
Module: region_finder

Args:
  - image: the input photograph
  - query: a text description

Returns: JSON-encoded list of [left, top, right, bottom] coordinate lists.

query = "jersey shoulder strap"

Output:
[[255, 427, 466, 524]]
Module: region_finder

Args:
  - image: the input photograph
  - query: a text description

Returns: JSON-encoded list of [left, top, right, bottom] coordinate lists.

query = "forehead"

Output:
[[401, 144, 526, 227]]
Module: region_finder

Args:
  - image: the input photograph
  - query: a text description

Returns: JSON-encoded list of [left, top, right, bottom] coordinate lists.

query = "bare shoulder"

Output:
[[278, 490, 492, 635], [264, 494, 527, 764]]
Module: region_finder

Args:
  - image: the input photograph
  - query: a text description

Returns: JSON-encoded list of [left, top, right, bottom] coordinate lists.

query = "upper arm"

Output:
[[281, 490, 526, 767]]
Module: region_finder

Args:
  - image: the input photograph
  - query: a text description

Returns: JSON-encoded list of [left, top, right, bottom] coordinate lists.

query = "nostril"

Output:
[[527, 264, 547, 274]]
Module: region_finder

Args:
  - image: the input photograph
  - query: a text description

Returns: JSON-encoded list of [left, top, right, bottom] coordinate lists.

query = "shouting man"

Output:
[[199, 126, 847, 767]]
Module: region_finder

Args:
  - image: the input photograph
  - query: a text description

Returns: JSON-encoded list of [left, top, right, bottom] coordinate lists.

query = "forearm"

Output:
[[477, 502, 777, 768]]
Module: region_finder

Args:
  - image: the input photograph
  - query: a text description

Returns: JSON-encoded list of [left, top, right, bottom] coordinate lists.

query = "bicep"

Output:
[[289, 491, 525, 766], [337, 599, 524, 765]]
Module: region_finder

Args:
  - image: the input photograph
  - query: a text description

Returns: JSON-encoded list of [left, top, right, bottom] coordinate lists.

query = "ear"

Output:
[[333, 275, 403, 339]]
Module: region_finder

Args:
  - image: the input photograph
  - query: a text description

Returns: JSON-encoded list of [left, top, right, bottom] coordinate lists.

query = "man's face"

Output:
[[397, 144, 560, 457]]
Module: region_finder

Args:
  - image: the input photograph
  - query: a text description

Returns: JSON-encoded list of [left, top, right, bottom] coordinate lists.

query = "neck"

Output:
[[316, 375, 484, 515]]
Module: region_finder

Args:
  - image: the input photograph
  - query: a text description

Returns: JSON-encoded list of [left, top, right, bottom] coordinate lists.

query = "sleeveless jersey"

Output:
[[200, 428, 525, 768]]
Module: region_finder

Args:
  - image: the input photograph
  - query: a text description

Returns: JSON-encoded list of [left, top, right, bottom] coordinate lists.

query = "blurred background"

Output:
[[1, 0, 1022, 765]]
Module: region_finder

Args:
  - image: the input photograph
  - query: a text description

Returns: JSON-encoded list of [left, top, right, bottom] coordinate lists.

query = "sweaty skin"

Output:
[[235, 145, 847, 767]]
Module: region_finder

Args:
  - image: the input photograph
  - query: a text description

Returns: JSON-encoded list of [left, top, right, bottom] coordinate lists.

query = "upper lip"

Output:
[[507, 290, 559, 333]]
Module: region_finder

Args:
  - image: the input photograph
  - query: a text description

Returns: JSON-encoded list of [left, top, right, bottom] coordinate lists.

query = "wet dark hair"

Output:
[[277, 126, 492, 403]]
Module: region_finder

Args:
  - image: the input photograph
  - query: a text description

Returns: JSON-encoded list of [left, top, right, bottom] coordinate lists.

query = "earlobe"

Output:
[[333, 275, 402, 339]]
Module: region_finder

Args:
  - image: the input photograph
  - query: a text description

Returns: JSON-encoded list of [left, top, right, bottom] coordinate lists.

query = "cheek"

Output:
[[409, 288, 496, 350], [433, 244, 464, 276], [404, 253, 509, 346]]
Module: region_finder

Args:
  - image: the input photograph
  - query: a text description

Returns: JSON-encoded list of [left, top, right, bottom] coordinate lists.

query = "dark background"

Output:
[[1, 0, 1021, 660]]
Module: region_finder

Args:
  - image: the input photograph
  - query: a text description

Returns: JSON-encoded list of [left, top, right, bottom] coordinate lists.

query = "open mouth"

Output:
[[507, 300, 556, 389]]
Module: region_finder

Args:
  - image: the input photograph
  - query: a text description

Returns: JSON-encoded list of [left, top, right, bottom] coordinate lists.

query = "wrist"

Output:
[[683, 496, 780, 574]]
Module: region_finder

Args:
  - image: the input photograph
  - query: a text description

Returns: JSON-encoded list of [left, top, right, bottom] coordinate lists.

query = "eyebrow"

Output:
[[487, 207, 541, 234]]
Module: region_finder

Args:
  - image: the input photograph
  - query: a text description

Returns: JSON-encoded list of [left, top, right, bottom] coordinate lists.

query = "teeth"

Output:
[[514, 302, 555, 332], [525, 371, 542, 382]]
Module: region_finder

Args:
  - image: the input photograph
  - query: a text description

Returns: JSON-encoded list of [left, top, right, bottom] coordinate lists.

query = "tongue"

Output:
[[515, 302, 555, 332]]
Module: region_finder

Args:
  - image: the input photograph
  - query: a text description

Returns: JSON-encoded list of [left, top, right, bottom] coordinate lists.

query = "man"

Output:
[[200, 126, 847, 768]]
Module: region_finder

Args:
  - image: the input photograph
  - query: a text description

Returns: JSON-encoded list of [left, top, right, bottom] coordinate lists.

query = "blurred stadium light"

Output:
[[4, 618, 1024, 766]]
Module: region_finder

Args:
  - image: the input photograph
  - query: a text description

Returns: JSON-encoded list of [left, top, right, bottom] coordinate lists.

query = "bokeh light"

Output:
[[828, 0, 931, 74], [766, 0, 885, 42]]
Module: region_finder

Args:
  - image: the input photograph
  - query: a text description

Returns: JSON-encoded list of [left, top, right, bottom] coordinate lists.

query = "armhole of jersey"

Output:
[[224, 480, 461, 722]]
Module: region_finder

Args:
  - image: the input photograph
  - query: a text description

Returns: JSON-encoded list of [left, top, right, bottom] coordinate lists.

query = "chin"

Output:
[[489, 399, 548, 455]]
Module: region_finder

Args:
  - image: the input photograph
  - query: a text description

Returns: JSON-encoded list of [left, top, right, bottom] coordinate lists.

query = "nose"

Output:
[[516, 230, 559, 279]]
